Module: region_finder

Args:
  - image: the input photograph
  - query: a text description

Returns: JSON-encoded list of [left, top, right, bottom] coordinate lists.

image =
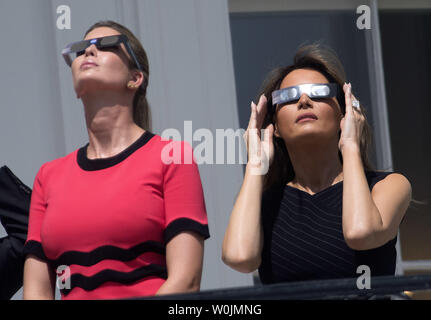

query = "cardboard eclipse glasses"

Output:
[[272, 83, 339, 106]]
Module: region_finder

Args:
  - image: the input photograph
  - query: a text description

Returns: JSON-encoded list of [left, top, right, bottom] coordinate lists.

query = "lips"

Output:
[[80, 60, 98, 70], [296, 112, 318, 123]]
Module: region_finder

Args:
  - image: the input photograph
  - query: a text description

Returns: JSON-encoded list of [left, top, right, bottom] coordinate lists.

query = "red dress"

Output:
[[24, 131, 209, 299]]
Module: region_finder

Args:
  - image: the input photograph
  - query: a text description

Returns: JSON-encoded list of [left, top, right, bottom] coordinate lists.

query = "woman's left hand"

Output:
[[338, 83, 365, 154]]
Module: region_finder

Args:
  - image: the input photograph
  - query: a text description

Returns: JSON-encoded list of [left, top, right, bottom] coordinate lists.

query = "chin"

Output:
[[74, 80, 97, 98], [74, 77, 122, 96], [286, 128, 334, 145]]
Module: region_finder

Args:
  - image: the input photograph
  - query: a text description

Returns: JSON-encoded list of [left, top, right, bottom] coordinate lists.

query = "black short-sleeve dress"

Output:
[[259, 171, 399, 284]]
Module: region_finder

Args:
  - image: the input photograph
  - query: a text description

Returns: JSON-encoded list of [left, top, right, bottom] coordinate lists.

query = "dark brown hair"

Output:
[[260, 43, 373, 190], [85, 20, 151, 130]]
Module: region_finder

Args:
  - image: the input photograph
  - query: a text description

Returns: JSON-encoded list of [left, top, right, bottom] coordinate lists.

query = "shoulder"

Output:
[[36, 149, 79, 180], [144, 133, 193, 154], [149, 135, 196, 167], [157, 135, 193, 150], [373, 172, 411, 191], [368, 171, 412, 202], [366, 171, 410, 190]]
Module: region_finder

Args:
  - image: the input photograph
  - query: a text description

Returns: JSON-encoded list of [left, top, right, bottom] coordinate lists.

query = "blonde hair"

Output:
[[85, 20, 151, 130]]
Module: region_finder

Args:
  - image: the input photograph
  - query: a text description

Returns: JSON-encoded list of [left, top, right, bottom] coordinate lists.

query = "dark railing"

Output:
[[138, 274, 431, 300]]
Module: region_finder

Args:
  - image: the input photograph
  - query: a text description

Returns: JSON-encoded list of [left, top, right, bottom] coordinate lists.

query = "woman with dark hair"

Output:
[[23, 21, 209, 300], [222, 44, 411, 285]]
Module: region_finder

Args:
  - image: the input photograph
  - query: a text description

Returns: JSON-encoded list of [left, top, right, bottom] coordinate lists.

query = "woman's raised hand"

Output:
[[339, 83, 365, 154], [243, 94, 274, 174], [223, 94, 272, 272]]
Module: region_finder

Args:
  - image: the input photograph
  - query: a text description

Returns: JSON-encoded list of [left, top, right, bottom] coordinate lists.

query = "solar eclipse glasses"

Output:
[[272, 83, 339, 105], [62, 34, 142, 71]]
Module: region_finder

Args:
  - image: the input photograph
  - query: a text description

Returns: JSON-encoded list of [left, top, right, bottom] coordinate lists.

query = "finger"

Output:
[[351, 93, 362, 114], [247, 101, 258, 130], [351, 92, 358, 111], [250, 102, 262, 141], [256, 94, 268, 129], [350, 91, 363, 119], [256, 94, 267, 113], [248, 126, 260, 163], [243, 129, 248, 144], [349, 86, 362, 115], [340, 117, 345, 131], [343, 83, 353, 117], [264, 123, 274, 146]]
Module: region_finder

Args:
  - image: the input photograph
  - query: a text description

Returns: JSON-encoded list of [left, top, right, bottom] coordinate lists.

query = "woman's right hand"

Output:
[[243, 94, 275, 174], [223, 94, 272, 273], [223, 94, 271, 272]]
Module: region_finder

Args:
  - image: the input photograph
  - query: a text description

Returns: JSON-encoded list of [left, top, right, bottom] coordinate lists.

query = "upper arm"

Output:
[[164, 231, 204, 290], [371, 173, 412, 241], [22, 164, 56, 299], [23, 255, 55, 300], [160, 141, 209, 291], [162, 141, 209, 243]]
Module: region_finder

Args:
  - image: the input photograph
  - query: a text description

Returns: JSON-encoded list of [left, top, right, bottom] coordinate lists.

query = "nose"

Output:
[[84, 44, 98, 57], [297, 93, 313, 109]]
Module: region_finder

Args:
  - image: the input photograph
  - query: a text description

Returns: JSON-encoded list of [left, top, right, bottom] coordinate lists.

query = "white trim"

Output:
[[229, 0, 367, 13], [229, 0, 431, 13], [395, 231, 404, 275], [379, 0, 431, 9], [364, 0, 393, 171], [400, 261, 431, 271]]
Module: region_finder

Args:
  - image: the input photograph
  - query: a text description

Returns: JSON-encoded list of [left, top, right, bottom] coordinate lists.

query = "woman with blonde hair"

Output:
[[23, 21, 209, 300], [223, 44, 411, 285]]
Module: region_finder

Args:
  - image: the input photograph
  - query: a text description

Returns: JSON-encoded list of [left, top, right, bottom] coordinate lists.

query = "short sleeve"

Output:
[[22, 164, 49, 261], [366, 170, 395, 191], [366, 170, 409, 225], [162, 141, 209, 244]]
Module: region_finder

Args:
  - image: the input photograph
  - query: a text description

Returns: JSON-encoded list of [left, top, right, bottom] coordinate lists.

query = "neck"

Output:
[[81, 91, 144, 159], [285, 136, 343, 194]]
